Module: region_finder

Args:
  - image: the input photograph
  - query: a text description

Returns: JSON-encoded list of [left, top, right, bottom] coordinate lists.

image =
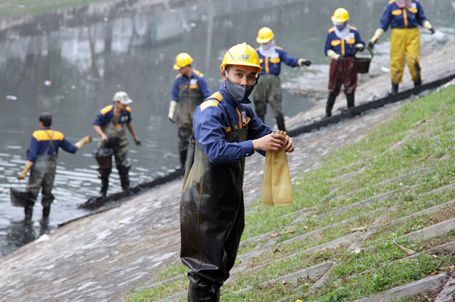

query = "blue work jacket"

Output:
[[324, 26, 364, 58], [380, 0, 427, 30], [27, 128, 77, 161], [93, 105, 132, 128], [172, 69, 211, 102], [257, 47, 299, 76], [192, 85, 272, 164]]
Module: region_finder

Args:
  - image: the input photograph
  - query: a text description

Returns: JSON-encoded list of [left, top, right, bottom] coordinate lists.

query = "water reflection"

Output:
[[0, 0, 453, 257]]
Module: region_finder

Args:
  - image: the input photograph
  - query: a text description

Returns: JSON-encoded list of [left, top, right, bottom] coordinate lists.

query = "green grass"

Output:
[[129, 86, 455, 301], [0, 0, 108, 17]]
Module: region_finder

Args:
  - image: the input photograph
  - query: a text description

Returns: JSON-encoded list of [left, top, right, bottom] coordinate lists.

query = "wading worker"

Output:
[[324, 8, 365, 118], [253, 26, 312, 131], [368, 0, 435, 95], [17, 113, 91, 221], [93, 91, 141, 197], [180, 42, 295, 301], [168, 52, 211, 168]]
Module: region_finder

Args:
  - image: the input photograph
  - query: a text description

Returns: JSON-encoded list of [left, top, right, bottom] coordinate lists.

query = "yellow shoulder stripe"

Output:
[[175, 74, 182, 79], [193, 69, 204, 77], [328, 27, 335, 33], [389, 0, 395, 3], [125, 105, 132, 113], [33, 130, 64, 141], [201, 100, 219, 111], [100, 105, 113, 115], [208, 91, 223, 102]]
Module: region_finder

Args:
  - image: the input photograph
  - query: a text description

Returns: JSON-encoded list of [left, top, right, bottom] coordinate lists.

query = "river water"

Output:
[[0, 0, 453, 257]]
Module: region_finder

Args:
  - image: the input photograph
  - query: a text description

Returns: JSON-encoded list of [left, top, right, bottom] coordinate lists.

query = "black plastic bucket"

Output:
[[354, 48, 374, 74], [10, 187, 32, 207]]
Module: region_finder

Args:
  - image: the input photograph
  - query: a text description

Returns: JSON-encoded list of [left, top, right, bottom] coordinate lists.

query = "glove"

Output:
[[134, 139, 142, 146], [368, 28, 384, 49], [75, 136, 92, 150], [18, 161, 33, 180], [326, 49, 341, 63], [355, 43, 365, 52], [298, 59, 312, 67], [423, 20, 435, 34], [168, 100, 177, 123]]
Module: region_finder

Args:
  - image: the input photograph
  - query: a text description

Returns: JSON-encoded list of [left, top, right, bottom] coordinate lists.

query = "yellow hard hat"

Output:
[[219, 42, 262, 73], [331, 8, 350, 23], [256, 27, 274, 44], [173, 52, 193, 70]]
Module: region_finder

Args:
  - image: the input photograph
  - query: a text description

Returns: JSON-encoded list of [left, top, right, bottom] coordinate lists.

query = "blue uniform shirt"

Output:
[[192, 85, 272, 164], [93, 104, 132, 127], [324, 26, 364, 57], [257, 47, 299, 76], [27, 128, 77, 161], [171, 69, 211, 101], [379, 0, 427, 30]]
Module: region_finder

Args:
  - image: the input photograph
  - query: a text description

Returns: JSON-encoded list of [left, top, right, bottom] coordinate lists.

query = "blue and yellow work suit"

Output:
[[171, 69, 211, 167], [93, 104, 133, 195], [324, 25, 364, 116], [180, 86, 271, 301], [25, 128, 77, 217], [253, 47, 299, 130], [379, 0, 428, 85]]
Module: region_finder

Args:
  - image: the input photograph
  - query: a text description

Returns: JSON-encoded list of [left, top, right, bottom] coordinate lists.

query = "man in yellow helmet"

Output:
[[324, 8, 365, 117], [180, 42, 294, 301], [168, 52, 211, 168], [368, 0, 435, 95], [254, 26, 312, 131]]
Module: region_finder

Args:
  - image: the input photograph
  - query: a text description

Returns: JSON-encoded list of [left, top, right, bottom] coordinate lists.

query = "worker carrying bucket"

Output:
[[324, 8, 366, 118], [14, 113, 92, 221]]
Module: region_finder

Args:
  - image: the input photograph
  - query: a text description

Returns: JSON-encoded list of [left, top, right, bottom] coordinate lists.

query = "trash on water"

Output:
[[6, 95, 18, 101], [44, 80, 52, 87]]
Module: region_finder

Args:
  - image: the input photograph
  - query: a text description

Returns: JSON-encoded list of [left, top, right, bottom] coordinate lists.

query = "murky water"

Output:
[[0, 0, 453, 257]]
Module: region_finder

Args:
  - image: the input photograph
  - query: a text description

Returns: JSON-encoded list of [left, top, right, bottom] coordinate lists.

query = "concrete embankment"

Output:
[[0, 43, 454, 302]]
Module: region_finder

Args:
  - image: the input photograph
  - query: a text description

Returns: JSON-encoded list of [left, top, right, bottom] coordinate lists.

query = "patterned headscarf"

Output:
[[396, 0, 412, 8]]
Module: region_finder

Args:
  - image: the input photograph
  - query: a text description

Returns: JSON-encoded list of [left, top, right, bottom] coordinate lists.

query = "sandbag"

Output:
[[260, 132, 293, 206]]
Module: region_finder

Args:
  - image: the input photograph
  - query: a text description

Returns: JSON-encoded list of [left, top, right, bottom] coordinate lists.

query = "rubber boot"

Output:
[[325, 93, 337, 117], [42, 206, 51, 222], [346, 93, 355, 109], [275, 113, 286, 131], [389, 83, 399, 96], [98, 169, 110, 198], [118, 166, 131, 194], [188, 275, 220, 302], [179, 149, 188, 170], [24, 205, 33, 221], [414, 78, 422, 87]]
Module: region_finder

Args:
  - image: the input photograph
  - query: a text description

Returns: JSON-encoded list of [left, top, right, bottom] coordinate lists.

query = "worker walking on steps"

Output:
[[93, 91, 141, 198], [324, 8, 365, 118], [17, 113, 92, 221], [253, 26, 312, 131], [180, 42, 295, 301], [168, 52, 211, 168], [368, 0, 435, 95]]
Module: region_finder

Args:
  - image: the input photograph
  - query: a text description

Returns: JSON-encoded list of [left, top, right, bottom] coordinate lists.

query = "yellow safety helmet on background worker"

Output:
[[256, 27, 274, 44], [331, 8, 350, 23], [219, 42, 262, 73], [173, 52, 193, 70]]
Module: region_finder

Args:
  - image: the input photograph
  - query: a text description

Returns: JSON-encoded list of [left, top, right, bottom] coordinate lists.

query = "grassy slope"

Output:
[[129, 86, 455, 301], [0, 0, 108, 17]]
